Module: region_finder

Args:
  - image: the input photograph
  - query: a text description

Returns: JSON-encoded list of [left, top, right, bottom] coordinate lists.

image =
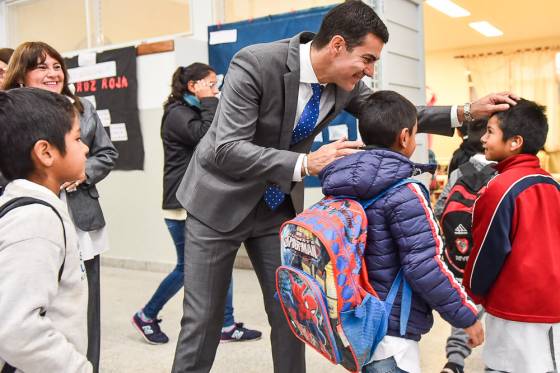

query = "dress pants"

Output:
[[171, 200, 305, 373]]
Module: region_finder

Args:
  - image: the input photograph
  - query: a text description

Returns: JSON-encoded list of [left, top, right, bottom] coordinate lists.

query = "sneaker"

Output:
[[131, 313, 169, 344], [441, 362, 464, 373], [220, 322, 262, 343]]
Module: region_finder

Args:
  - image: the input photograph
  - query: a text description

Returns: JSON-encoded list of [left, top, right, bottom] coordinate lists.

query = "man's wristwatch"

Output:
[[463, 102, 474, 122]]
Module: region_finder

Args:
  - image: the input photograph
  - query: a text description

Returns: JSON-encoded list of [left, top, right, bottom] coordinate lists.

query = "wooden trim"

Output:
[[136, 40, 175, 56]]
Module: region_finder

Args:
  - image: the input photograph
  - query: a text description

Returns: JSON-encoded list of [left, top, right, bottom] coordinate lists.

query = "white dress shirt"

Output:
[[291, 41, 335, 182]]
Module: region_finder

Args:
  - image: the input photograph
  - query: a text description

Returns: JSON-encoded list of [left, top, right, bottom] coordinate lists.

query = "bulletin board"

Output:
[[208, 6, 358, 187], [65, 46, 145, 170]]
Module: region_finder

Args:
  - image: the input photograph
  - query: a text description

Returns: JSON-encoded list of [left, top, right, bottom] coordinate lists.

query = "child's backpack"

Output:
[[440, 162, 495, 278], [275, 178, 427, 372]]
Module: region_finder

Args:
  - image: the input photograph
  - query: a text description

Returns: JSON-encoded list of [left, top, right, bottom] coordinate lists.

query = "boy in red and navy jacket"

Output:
[[463, 99, 560, 373]]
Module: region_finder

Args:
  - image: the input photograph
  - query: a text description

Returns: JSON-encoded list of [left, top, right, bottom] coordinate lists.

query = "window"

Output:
[[5, 0, 191, 53], [99, 0, 191, 45], [7, 0, 88, 52]]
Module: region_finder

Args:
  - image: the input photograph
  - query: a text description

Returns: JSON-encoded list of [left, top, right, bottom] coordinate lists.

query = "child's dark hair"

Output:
[[358, 90, 417, 147], [492, 98, 548, 155], [0, 88, 76, 180]]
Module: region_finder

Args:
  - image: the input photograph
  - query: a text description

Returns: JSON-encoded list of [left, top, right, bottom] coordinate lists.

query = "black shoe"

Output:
[[441, 362, 464, 373], [131, 312, 169, 344], [220, 322, 262, 343]]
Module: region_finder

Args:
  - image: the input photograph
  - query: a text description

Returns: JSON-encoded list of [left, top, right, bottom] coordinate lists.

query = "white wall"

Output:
[[96, 2, 215, 271], [380, 0, 430, 184]]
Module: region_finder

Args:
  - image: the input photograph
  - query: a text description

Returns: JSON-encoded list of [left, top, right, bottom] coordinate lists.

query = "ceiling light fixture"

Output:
[[469, 21, 504, 37], [426, 0, 470, 18]]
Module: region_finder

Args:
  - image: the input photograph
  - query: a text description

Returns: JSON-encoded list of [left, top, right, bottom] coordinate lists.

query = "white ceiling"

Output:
[[423, 0, 560, 52]]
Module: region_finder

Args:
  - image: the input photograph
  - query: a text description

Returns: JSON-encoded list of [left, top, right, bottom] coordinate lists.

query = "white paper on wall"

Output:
[[109, 123, 128, 142], [96, 109, 111, 127], [328, 124, 349, 141], [78, 52, 96, 67], [67, 61, 117, 83], [209, 29, 238, 45]]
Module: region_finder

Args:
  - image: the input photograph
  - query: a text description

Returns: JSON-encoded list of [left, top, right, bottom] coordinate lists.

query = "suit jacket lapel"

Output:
[[280, 70, 299, 149], [280, 32, 315, 150]]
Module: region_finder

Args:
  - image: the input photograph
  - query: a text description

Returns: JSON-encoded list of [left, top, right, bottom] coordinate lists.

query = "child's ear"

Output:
[[509, 135, 523, 152], [31, 140, 56, 168], [399, 127, 410, 149]]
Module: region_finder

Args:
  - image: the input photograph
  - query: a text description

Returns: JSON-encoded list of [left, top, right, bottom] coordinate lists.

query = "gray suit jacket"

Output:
[[176, 32, 453, 233], [66, 98, 118, 231]]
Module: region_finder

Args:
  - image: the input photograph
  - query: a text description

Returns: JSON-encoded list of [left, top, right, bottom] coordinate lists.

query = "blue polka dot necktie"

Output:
[[264, 83, 323, 210]]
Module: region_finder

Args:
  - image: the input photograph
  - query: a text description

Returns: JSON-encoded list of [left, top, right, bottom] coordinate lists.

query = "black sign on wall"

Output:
[[65, 46, 144, 170]]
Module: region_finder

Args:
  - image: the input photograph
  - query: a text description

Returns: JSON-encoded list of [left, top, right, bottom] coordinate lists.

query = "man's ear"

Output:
[[329, 35, 346, 55], [31, 140, 56, 168]]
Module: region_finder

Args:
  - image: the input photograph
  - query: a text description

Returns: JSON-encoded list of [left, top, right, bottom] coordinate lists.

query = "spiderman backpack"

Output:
[[275, 179, 423, 372]]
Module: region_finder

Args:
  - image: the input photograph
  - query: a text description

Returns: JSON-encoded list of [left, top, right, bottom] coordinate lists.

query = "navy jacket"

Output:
[[320, 148, 477, 341]]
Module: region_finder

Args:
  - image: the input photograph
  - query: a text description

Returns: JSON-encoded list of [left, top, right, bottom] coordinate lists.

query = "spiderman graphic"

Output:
[[287, 273, 328, 349]]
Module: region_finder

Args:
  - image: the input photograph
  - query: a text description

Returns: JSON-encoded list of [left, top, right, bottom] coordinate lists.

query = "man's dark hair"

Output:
[[492, 98, 548, 155], [358, 90, 417, 147], [0, 88, 76, 180], [313, 0, 389, 50]]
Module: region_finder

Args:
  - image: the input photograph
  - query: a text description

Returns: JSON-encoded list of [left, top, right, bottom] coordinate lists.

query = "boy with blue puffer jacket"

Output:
[[319, 90, 483, 373]]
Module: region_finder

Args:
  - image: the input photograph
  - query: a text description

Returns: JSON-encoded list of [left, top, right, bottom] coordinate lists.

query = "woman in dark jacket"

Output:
[[132, 63, 261, 344]]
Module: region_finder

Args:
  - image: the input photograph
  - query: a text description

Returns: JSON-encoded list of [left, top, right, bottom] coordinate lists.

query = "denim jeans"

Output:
[[143, 219, 235, 327], [362, 357, 408, 373]]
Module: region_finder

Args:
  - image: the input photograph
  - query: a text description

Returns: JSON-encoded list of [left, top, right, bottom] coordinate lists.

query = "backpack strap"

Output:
[[457, 162, 496, 192], [0, 197, 66, 282], [457, 161, 477, 177], [383, 269, 412, 336], [1, 363, 15, 373]]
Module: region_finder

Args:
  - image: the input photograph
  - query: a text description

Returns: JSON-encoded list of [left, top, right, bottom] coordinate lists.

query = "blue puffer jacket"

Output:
[[319, 148, 477, 341]]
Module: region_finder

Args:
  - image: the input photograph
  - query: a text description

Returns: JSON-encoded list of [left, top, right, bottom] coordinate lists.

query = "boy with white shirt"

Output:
[[0, 88, 92, 373]]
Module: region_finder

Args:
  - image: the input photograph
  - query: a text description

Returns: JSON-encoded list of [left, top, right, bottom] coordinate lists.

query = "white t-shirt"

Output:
[[370, 335, 420, 373], [483, 313, 560, 373]]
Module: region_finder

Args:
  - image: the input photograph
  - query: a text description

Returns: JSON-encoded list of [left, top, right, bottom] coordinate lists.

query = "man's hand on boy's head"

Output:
[[463, 91, 519, 121], [306, 137, 364, 176], [464, 320, 484, 348]]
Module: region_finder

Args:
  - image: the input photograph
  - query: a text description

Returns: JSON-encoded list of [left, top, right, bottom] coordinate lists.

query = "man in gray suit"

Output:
[[172, 2, 516, 372]]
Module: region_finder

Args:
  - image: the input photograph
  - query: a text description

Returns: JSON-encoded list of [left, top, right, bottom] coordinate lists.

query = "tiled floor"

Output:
[[100, 266, 484, 372]]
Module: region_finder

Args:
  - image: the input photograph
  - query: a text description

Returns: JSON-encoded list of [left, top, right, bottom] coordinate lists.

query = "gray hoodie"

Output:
[[0, 180, 91, 373]]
